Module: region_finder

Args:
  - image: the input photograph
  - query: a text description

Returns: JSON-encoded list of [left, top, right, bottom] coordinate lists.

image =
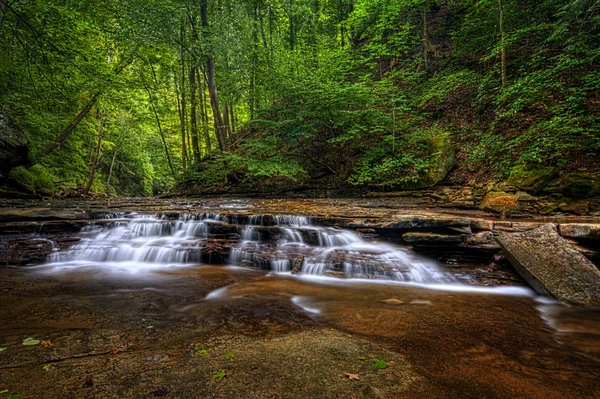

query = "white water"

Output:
[[41, 212, 452, 283]]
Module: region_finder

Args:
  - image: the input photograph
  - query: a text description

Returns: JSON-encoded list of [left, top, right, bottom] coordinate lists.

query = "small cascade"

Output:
[[43, 211, 453, 283]]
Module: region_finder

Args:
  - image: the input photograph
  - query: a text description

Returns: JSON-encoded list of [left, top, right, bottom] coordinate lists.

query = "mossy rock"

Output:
[[400, 133, 456, 190], [559, 173, 600, 199], [8, 164, 55, 195], [507, 164, 556, 195], [559, 201, 590, 216], [479, 191, 518, 215]]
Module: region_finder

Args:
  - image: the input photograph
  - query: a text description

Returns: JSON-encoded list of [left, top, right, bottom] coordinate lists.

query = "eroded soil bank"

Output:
[[1, 198, 599, 398]]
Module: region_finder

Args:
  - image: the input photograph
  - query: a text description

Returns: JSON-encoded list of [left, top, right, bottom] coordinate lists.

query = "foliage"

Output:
[[212, 369, 227, 380], [372, 359, 388, 369], [1, 0, 599, 196]]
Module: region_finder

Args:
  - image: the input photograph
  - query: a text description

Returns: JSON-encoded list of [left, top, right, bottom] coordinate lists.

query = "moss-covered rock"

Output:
[[0, 113, 29, 182], [507, 164, 556, 194], [400, 133, 456, 190], [479, 191, 518, 215], [8, 164, 56, 195], [559, 173, 600, 198], [559, 200, 590, 216]]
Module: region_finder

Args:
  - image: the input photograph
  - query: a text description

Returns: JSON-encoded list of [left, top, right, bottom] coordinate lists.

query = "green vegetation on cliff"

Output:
[[1, 0, 599, 196]]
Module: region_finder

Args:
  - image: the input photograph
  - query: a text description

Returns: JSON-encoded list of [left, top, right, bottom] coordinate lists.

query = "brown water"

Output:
[[1, 209, 599, 398]]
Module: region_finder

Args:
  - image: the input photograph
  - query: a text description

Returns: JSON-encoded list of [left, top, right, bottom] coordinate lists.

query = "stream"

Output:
[[0, 203, 599, 398]]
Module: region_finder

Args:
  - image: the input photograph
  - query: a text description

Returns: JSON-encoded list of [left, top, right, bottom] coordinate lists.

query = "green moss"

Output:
[[7, 164, 55, 195], [559, 173, 600, 199], [8, 166, 35, 193], [507, 164, 556, 194]]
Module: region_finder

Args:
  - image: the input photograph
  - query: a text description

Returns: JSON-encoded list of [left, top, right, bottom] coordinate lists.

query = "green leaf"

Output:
[[224, 353, 234, 360], [22, 338, 40, 346], [357, 355, 366, 361], [373, 359, 388, 369], [0, 347, 7, 352], [212, 369, 227, 380]]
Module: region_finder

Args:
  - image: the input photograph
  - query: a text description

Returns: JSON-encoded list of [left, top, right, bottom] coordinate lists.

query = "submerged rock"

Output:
[[496, 223, 600, 307]]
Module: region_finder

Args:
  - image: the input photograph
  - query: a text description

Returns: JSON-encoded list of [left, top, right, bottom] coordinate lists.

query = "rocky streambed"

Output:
[[0, 197, 599, 398]]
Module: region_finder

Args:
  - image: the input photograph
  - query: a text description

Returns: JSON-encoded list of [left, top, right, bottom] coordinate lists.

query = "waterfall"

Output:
[[43, 212, 453, 282]]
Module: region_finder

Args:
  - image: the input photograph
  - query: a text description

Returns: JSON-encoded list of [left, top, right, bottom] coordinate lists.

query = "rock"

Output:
[[496, 224, 600, 307], [559, 224, 600, 238], [559, 201, 590, 216], [515, 191, 537, 202], [507, 164, 556, 194], [466, 231, 494, 246], [402, 232, 466, 245], [399, 133, 456, 190], [0, 113, 29, 183], [409, 300, 432, 305], [538, 202, 559, 215], [559, 173, 600, 198], [380, 298, 404, 306], [479, 191, 518, 215], [291, 255, 304, 274]]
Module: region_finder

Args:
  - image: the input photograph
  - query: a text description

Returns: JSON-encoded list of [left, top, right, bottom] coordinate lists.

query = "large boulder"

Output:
[[496, 223, 600, 307], [0, 113, 29, 183], [507, 164, 556, 194], [559, 172, 600, 198], [400, 133, 456, 190]]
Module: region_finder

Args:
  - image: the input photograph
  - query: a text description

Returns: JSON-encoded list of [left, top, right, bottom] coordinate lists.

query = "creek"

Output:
[[1, 201, 599, 398]]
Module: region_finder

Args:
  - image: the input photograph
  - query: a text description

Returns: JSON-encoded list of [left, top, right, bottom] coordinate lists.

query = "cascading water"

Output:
[[41, 211, 453, 283]]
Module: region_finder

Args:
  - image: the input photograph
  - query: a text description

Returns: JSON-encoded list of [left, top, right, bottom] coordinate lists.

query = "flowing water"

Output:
[[2, 209, 600, 398], [42, 212, 453, 284]]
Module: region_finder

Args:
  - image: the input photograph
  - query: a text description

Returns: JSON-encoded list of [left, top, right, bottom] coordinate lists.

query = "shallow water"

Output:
[[2, 211, 600, 398]]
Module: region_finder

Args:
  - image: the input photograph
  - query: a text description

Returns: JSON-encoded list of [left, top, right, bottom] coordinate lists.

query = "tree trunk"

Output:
[[200, 0, 227, 152], [39, 92, 100, 157], [178, 22, 188, 169], [142, 76, 176, 179], [84, 109, 105, 195], [197, 68, 211, 156], [499, 0, 508, 87], [190, 64, 201, 164], [229, 103, 236, 135], [422, 5, 432, 71]]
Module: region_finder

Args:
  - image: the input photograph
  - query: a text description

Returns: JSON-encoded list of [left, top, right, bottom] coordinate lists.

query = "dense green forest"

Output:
[[1, 0, 599, 197]]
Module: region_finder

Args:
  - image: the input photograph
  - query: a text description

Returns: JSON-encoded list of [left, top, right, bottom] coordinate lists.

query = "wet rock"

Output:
[[466, 231, 496, 247], [380, 298, 404, 305], [402, 232, 466, 245], [559, 201, 590, 216], [409, 300, 432, 305], [496, 223, 600, 307], [0, 208, 89, 222], [507, 164, 556, 195], [291, 256, 304, 274], [479, 192, 518, 215], [559, 224, 600, 238]]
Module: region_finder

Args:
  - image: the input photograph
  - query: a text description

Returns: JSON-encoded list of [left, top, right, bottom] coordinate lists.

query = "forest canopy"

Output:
[[1, 0, 599, 196]]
